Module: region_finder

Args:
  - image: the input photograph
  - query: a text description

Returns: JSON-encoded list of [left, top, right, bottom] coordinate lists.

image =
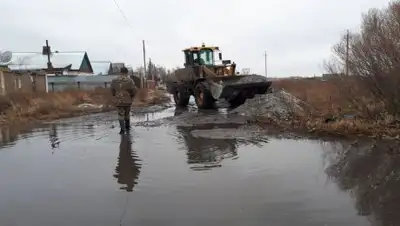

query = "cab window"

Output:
[[199, 49, 214, 65]]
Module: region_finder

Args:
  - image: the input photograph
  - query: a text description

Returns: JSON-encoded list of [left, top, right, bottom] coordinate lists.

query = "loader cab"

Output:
[[183, 44, 222, 67]]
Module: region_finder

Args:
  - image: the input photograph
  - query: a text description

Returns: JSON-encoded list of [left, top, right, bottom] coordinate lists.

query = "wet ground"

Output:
[[0, 99, 399, 226]]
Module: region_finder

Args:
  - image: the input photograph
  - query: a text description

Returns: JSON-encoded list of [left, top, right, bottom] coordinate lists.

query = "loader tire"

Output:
[[173, 85, 190, 107], [194, 82, 215, 109]]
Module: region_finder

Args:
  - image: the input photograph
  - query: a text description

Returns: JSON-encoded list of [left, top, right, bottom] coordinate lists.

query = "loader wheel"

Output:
[[194, 82, 215, 109], [173, 86, 190, 107]]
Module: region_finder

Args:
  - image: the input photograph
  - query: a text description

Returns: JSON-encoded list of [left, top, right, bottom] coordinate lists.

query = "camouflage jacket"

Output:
[[111, 75, 137, 107]]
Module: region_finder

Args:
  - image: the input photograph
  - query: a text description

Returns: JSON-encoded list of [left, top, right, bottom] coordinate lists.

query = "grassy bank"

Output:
[[0, 87, 170, 125], [267, 78, 399, 139]]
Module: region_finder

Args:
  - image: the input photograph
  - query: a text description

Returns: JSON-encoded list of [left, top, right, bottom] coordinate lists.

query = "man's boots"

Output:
[[118, 120, 125, 134], [125, 119, 131, 133]]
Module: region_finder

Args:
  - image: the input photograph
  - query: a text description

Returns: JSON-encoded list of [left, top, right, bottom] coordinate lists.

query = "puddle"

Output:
[[0, 103, 396, 225]]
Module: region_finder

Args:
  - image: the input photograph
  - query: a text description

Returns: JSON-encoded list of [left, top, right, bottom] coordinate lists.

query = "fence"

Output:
[[47, 75, 118, 92], [0, 70, 48, 95], [47, 75, 157, 92], [0, 72, 144, 94]]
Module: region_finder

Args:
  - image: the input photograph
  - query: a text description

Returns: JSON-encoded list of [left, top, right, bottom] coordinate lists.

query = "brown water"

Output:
[[0, 107, 398, 226]]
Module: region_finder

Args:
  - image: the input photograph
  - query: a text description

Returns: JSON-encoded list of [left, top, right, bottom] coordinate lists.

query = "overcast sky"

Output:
[[0, 0, 391, 77]]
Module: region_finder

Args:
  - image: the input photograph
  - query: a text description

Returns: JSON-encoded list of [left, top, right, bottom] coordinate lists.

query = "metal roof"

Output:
[[91, 61, 111, 75], [182, 43, 220, 52], [8, 51, 89, 71]]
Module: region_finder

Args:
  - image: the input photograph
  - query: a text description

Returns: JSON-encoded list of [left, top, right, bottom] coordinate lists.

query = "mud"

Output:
[[0, 101, 398, 226]]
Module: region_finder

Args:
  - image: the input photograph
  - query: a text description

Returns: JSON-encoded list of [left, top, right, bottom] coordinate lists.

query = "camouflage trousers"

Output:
[[116, 106, 131, 120]]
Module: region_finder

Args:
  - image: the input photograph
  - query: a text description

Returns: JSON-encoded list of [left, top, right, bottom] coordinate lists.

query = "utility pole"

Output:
[[345, 29, 349, 76], [142, 40, 147, 88], [45, 40, 53, 70], [264, 50, 267, 77]]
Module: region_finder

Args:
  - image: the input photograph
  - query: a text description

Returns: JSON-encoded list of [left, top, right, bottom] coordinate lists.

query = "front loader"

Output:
[[166, 43, 272, 109]]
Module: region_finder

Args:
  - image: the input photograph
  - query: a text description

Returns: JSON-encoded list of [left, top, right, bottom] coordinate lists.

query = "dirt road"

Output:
[[0, 99, 397, 226]]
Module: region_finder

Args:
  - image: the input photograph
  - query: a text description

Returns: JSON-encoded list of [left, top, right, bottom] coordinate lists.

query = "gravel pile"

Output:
[[229, 90, 304, 121], [233, 74, 268, 85]]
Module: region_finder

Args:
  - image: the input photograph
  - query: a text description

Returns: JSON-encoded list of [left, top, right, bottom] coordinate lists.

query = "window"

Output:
[[199, 49, 214, 65], [184, 51, 190, 65], [192, 52, 199, 63]]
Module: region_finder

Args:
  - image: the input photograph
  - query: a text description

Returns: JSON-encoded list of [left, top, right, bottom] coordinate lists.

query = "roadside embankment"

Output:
[[0, 87, 170, 125], [230, 78, 400, 139]]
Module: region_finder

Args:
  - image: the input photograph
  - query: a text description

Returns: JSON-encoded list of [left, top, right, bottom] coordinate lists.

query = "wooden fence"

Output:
[[0, 70, 48, 95]]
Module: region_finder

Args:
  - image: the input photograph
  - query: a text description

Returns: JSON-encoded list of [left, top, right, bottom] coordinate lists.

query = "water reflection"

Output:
[[0, 125, 49, 149], [173, 107, 270, 170], [0, 126, 18, 148], [113, 134, 142, 192], [49, 124, 60, 150], [175, 124, 238, 170], [324, 140, 400, 226]]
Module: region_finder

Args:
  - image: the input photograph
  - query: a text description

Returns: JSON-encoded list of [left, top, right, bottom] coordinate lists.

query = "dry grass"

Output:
[[0, 87, 169, 125], [272, 78, 353, 117], [133, 88, 170, 106], [270, 77, 400, 138]]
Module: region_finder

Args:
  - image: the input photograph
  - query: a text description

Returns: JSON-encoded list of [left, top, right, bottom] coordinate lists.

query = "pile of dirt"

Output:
[[229, 90, 305, 121], [233, 74, 268, 85]]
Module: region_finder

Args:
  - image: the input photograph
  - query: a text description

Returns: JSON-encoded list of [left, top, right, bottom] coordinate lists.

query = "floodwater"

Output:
[[0, 105, 399, 226]]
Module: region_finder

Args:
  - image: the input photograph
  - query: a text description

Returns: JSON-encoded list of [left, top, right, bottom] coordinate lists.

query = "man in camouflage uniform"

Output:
[[111, 67, 137, 134]]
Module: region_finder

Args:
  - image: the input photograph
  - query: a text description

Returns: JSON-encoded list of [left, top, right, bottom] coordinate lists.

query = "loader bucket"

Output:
[[207, 75, 272, 100]]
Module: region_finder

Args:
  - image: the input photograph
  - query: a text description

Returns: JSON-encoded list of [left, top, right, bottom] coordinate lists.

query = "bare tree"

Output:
[[326, 1, 400, 119]]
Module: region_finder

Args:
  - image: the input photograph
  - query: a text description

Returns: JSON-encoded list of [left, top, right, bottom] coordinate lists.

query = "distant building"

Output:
[[91, 62, 134, 76], [7, 45, 94, 76], [109, 63, 125, 74], [91, 61, 112, 75], [126, 66, 134, 76]]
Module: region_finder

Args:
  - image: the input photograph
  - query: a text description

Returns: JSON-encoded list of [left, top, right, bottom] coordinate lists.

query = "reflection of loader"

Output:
[[176, 125, 238, 167], [166, 43, 272, 109]]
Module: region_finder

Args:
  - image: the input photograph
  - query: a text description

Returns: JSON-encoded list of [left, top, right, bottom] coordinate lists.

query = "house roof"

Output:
[[91, 61, 112, 75], [8, 51, 92, 72]]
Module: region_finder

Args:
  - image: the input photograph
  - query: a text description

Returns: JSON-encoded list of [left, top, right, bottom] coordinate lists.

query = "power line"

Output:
[[111, 0, 135, 31], [111, 0, 144, 69]]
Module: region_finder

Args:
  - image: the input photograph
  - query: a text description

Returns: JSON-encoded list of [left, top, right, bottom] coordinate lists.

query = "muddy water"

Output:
[[0, 106, 397, 226]]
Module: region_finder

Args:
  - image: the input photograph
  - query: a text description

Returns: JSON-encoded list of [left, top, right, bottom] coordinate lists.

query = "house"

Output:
[[92, 62, 134, 76], [126, 66, 134, 75], [91, 61, 112, 75], [8, 45, 94, 76], [109, 62, 125, 74]]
